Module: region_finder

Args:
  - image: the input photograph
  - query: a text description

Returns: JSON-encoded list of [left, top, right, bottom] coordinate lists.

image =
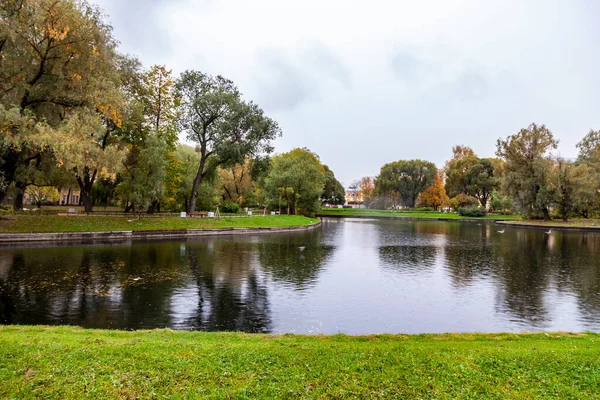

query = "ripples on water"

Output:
[[1, 217, 600, 334]]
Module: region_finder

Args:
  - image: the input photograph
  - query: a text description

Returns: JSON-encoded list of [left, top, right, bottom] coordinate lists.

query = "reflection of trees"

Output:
[[256, 230, 333, 289], [443, 224, 495, 287], [489, 231, 600, 328], [186, 239, 271, 332], [0, 242, 188, 329], [378, 245, 438, 272]]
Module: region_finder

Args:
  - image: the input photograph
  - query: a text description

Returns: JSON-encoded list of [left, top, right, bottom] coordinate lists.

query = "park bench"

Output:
[[189, 211, 208, 218]]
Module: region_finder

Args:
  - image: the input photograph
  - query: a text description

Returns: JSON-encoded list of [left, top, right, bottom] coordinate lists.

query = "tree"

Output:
[[551, 158, 598, 221], [445, 156, 479, 198], [417, 174, 449, 210], [358, 176, 375, 206], [463, 158, 500, 209], [25, 185, 59, 207], [116, 63, 178, 213], [445, 156, 500, 209], [576, 129, 600, 167], [443, 145, 477, 173], [490, 190, 514, 214], [374, 160, 436, 208], [263, 148, 325, 216], [496, 123, 558, 220], [176, 71, 280, 214], [53, 109, 125, 212], [218, 159, 258, 208], [321, 165, 345, 205], [0, 0, 119, 209]]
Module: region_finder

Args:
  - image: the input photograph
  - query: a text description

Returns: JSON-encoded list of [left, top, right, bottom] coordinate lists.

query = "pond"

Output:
[[1, 218, 600, 334]]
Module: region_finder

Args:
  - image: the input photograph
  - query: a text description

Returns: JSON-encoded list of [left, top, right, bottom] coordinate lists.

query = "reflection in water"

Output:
[[1, 219, 600, 333], [257, 228, 334, 289], [378, 245, 438, 272]]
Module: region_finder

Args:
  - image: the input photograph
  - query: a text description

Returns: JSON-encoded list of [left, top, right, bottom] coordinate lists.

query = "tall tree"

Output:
[[374, 159, 437, 207], [117, 63, 178, 212], [496, 123, 557, 220], [0, 0, 119, 209], [445, 156, 479, 198], [176, 71, 280, 214], [552, 158, 598, 221]]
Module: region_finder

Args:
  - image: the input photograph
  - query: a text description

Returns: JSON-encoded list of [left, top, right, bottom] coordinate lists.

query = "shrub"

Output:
[[448, 194, 480, 211], [458, 206, 486, 217], [220, 202, 240, 213]]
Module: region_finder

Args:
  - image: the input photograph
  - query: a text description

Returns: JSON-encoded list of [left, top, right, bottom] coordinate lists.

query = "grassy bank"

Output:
[[1, 326, 599, 398], [0, 215, 315, 233], [498, 219, 600, 229], [318, 208, 521, 221]]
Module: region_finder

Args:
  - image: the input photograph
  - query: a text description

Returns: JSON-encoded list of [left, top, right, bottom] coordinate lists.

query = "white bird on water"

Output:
[[497, 230, 505, 233], [298, 246, 306, 252]]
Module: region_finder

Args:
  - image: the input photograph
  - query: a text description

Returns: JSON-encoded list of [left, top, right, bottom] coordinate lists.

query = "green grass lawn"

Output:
[[0, 215, 315, 233], [1, 326, 599, 399], [318, 208, 522, 221]]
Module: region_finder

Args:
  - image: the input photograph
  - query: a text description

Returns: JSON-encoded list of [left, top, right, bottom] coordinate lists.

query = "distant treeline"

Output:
[[352, 125, 600, 221]]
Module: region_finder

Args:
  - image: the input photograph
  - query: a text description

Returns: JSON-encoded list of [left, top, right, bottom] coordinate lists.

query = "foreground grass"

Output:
[[1, 326, 599, 399], [0, 215, 315, 233], [318, 208, 522, 221]]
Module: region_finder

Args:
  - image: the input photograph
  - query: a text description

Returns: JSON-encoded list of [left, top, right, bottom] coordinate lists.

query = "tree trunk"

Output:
[[80, 189, 93, 213], [76, 168, 97, 213], [13, 181, 26, 210], [0, 150, 20, 205], [147, 200, 160, 214], [125, 201, 134, 213], [188, 154, 207, 214], [542, 207, 551, 221]]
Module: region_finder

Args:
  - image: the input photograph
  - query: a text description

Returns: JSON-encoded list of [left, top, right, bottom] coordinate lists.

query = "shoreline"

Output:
[[321, 214, 600, 232], [496, 220, 600, 232], [0, 220, 321, 243], [319, 214, 501, 223]]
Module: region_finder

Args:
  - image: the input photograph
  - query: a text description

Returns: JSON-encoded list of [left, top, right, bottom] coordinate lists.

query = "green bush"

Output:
[[449, 194, 480, 211], [221, 202, 240, 213], [458, 206, 486, 217]]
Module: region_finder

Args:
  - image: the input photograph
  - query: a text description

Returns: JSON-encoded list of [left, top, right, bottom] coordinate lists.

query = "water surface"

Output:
[[1, 218, 600, 334]]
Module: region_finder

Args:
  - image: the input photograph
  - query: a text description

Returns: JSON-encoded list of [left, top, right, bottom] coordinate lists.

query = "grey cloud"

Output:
[[253, 43, 350, 111], [96, 0, 187, 59], [389, 49, 441, 83], [304, 41, 352, 89], [453, 70, 489, 101], [390, 50, 425, 80], [254, 50, 319, 111]]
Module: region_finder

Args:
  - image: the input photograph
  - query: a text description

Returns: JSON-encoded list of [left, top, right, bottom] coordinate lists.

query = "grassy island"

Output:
[[0, 214, 316, 234], [1, 326, 598, 398]]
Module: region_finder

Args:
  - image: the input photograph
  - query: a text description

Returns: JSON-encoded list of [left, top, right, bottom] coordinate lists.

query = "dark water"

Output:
[[2, 218, 600, 334]]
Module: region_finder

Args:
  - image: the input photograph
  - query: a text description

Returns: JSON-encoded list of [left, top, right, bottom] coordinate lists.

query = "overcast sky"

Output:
[[94, 0, 600, 187]]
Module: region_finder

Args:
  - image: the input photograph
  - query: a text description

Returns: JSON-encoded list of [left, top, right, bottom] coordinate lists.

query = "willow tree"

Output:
[[374, 159, 437, 208], [263, 148, 325, 216], [496, 123, 557, 220], [0, 0, 120, 209], [176, 71, 280, 214]]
